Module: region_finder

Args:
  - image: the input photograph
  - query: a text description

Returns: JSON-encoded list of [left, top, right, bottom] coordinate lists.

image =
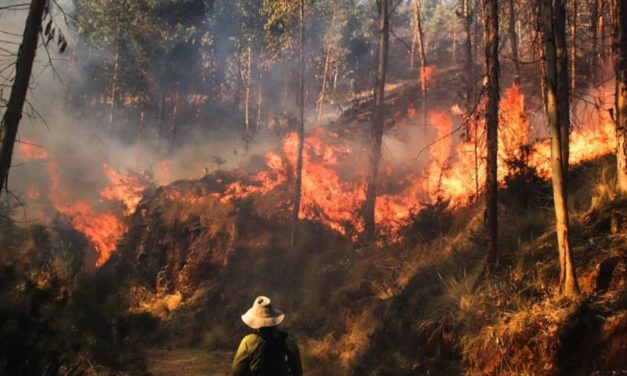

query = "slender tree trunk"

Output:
[[243, 42, 252, 132], [317, 49, 332, 123], [363, 0, 389, 241], [317, 7, 336, 123], [157, 88, 166, 143], [169, 84, 180, 152], [332, 65, 339, 96], [452, 23, 457, 65], [289, 0, 306, 247], [616, 0, 627, 194], [591, 0, 599, 81], [412, 0, 427, 125], [540, 0, 579, 296], [484, 0, 499, 271], [136, 109, 145, 144], [533, 2, 548, 113], [608, 0, 617, 65], [598, 0, 605, 63], [463, 0, 474, 140], [555, 0, 570, 182], [256, 70, 263, 129], [508, 0, 521, 84], [570, 0, 577, 93], [410, 27, 417, 69], [108, 45, 120, 141], [0, 0, 46, 193]]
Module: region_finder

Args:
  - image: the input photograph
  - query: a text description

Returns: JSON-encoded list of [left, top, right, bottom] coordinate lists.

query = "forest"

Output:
[[0, 0, 625, 374]]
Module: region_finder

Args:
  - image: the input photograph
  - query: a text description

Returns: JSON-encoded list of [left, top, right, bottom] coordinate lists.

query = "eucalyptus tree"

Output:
[[0, 0, 48, 195]]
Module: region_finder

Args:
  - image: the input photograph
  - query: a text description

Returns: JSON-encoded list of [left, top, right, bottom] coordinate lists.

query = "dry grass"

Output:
[[146, 348, 231, 376]]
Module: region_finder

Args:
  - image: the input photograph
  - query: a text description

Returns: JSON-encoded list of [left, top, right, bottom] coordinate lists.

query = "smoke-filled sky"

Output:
[[1, 0, 288, 214]]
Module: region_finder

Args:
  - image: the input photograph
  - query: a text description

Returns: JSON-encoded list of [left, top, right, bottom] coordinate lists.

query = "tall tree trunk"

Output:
[[108, 45, 120, 142], [484, 0, 499, 271], [156, 88, 166, 145], [363, 0, 389, 241], [243, 42, 252, 133], [591, 0, 599, 82], [169, 84, 180, 153], [540, 0, 580, 296], [317, 48, 332, 123], [452, 23, 457, 65], [289, 0, 306, 247], [317, 7, 336, 123], [463, 0, 474, 140], [616, 0, 627, 194], [570, 0, 577, 93], [0, 0, 46, 193], [410, 26, 417, 69], [608, 0, 617, 65], [508, 0, 521, 84], [412, 0, 427, 125], [533, 1, 548, 113], [332, 65, 339, 96], [598, 0, 605, 63], [256, 70, 264, 129], [555, 0, 570, 183]]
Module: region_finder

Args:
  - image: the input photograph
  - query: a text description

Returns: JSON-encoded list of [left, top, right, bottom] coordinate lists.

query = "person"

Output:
[[230, 296, 303, 376]]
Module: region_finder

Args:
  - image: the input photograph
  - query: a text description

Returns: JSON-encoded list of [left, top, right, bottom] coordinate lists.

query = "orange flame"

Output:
[[100, 164, 146, 216], [46, 162, 126, 266], [219, 84, 615, 241], [17, 138, 48, 161]]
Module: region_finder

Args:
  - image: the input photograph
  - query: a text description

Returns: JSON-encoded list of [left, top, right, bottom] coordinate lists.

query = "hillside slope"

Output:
[[106, 155, 626, 376]]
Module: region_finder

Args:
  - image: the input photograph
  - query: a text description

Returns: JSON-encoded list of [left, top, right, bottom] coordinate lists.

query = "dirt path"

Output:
[[147, 348, 232, 376]]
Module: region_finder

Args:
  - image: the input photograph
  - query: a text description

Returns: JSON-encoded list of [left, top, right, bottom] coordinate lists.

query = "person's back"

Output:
[[231, 296, 302, 376]]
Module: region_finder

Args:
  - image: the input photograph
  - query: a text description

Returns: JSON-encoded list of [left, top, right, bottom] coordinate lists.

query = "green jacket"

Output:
[[230, 330, 303, 376]]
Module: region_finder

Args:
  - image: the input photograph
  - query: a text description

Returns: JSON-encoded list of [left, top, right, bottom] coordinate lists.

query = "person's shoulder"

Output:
[[241, 333, 263, 347]]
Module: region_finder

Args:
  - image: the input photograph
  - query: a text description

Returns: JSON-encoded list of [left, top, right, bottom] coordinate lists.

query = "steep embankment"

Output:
[[111, 154, 626, 376]]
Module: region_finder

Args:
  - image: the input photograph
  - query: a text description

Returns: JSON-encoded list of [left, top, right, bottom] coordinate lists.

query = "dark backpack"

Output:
[[253, 331, 293, 376]]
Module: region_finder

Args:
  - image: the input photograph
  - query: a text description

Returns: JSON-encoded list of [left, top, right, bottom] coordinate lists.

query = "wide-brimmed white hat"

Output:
[[241, 296, 285, 329]]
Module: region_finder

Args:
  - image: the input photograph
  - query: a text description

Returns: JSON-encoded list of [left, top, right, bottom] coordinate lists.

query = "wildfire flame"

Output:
[[219, 84, 616, 240], [18, 83, 616, 263], [100, 164, 147, 216], [47, 163, 126, 267], [17, 138, 49, 161]]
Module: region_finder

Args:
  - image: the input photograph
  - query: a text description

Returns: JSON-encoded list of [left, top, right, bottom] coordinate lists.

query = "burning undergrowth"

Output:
[[4, 76, 624, 375], [12, 82, 617, 273]]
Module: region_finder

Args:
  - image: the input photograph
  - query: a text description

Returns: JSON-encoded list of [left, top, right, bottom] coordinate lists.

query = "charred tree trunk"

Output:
[[570, 0, 577, 93], [452, 23, 457, 65], [0, 0, 46, 193], [317, 7, 336, 123], [555, 0, 570, 183], [363, 0, 389, 241], [508, 0, 521, 84], [540, 0, 580, 296], [169, 84, 180, 153], [484, 0, 499, 271], [412, 0, 427, 125], [608, 0, 617, 64], [616, 0, 627, 194], [598, 0, 605, 62], [463, 0, 474, 140], [591, 0, 599, 81], [108, 44, 120, 141], [289, 0, 306, 247]]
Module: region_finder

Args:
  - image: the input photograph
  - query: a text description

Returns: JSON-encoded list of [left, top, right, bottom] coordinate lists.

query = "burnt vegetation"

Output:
[[0, 0, 626, 375]]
